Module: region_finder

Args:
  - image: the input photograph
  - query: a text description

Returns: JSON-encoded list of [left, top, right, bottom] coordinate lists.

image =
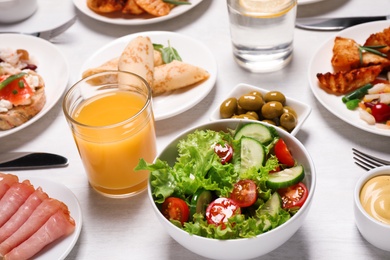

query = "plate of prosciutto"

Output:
[[0, 174, 82, 260]]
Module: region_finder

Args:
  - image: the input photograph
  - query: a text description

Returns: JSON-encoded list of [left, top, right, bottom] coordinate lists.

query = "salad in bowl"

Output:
[[137, 120, 315, 259]]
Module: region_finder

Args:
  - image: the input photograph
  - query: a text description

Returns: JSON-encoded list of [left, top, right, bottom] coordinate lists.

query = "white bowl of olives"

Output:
[[210, 83, 312, 136]]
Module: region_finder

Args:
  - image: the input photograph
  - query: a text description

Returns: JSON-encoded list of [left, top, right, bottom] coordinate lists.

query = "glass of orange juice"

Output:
[[63, 71, 157, 198]]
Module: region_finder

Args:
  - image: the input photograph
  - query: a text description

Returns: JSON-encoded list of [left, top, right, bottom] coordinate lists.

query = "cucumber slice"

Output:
[[266, 165, 304, 189], [189, 189, 212, 220], [258, 192, 281, 217], [234, 123, 275, 144], [240, 137, 265, 173]]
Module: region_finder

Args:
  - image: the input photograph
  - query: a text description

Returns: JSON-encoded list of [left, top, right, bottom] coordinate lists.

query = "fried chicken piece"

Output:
[[331, 36, 390, 72], [364, 26, 390, 54], [122, 0, 145, 14], [317, 65, 382, 94], [87, 0, 126, 13], [331, 37, 360, 72]]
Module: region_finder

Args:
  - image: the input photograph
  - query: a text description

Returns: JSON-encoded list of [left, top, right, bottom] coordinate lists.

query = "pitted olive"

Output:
[[261, 101, 284, 119], [262, 119, 276, 125], [237, 104, 247, 115], [264, 91, 286, 104], [246, 111, 259, 120], [248, 91, 263, 99], [232, 114, 257, 120], [238, 94, 264, 111], [220, 98, 238, 118], [283, 106, 297, 118], [280, 112, 297, 132]]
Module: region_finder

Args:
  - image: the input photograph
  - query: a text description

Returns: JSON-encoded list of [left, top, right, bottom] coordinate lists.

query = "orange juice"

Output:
[[71, 90, 156, 198]]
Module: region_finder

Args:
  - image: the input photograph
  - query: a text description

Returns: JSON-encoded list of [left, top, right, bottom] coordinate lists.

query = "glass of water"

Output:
[[227, 0, 297, 73]]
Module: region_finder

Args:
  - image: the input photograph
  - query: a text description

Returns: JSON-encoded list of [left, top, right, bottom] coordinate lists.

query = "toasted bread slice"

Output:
[[0, 71, 45, 130], [317, 65, 382, 94]]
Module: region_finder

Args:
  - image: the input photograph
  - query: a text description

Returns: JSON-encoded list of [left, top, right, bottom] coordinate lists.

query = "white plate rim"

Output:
[[18, 177, 82, 260], [209, 83, 312, 136], [0, 34, 69, 139], [72, 0, 203, 25], [81, 31, 217, 121], [308, 20, 390, 137]]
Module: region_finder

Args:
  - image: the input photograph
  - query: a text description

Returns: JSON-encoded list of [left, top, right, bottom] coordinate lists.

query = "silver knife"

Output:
[[296, 15, 390, 31], [0, 152, 68, 170]]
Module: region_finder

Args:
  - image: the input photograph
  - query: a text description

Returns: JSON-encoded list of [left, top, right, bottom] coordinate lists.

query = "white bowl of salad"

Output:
[[138, 119, 316, 260]]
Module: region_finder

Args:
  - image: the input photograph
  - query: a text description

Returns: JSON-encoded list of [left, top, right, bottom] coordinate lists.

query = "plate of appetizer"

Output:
[[0, 175, 82, 259], [73, 0, 203, 25], [0, 34, 69, 139], [308, 21, 390, 136], [81, 31, 217, 121], [209, 83, 312, 136]]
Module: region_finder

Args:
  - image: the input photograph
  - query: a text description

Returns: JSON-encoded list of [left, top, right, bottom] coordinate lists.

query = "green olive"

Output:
[[264, 91, 286, 104], [232, 114, 257, 120], [261, 101, 284, 119], [248, 91, 263, 99], [279, 112, 297, 132], [283, 106, 297, 118], [236, 104, 247, 115], [238, 94, 264, 111], [261, 119, 276, 125], [246, 111, 259, 120], [220, 98, 237, 118]]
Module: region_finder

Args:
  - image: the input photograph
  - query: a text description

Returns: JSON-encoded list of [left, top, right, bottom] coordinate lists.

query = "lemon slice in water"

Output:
[[239, 0, 296, 18]]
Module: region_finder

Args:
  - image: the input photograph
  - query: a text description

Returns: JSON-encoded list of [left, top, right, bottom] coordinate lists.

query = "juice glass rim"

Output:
[[62, 70, 153, 130]]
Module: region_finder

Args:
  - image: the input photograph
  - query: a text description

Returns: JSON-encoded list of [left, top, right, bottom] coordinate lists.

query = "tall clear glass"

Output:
[[63, 71, 157, 198], [227, 0, 297, 73]]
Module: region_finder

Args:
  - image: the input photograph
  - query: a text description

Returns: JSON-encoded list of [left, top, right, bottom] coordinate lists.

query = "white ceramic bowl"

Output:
[[0, 0, 37, 23], [148, 119, 316, 260], [209, 83, 312, 136], [354, 165, 390, 251]]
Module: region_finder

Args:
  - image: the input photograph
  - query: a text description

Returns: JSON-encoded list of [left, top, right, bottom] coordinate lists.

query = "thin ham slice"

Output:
[[3, 210, 75, 260], [0, 198, 68, 256], [0, 187, 49, 243], [0, 180, 35, 227], [0, 173, 19, 200]]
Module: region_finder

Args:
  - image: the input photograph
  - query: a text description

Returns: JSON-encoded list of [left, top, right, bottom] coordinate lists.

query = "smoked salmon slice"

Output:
[[0, 180, 35, 227], [0, 187, 49, 243]]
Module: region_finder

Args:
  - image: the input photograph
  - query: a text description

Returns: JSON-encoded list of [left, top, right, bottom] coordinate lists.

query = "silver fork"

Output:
[[352, 148, 390, 171], [1, 16, 77, 41]]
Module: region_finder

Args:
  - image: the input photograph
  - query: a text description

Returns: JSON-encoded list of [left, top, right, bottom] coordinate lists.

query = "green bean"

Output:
[[345, 99, 360, 110], [342, 84, 373, 103]]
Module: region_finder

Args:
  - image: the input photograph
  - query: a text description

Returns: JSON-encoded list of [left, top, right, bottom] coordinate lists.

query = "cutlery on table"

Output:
[[0, 152, 68, 170], [296, 15, 390, 31], [352, 148, 390, 171], [0, 15, 77, 40]]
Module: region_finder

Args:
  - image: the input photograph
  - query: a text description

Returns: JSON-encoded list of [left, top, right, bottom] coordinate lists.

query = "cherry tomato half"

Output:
[[370, 103, 390, 123], [274, 138, 295, 167], [161, 197, 190, 225], [277, 182, 308, 209], [214, 143, 233, 164], [206, 197, 241, 228], [230, 180, 257, 207]]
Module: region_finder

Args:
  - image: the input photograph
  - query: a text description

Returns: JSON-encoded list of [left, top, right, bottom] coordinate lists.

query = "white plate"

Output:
[[298, 0, 325, 4], [0, 34, 69, 138], [308, 21, 390, 137], [81, 31, 217, 121], [20, 177, 82, 260], [209, 83, 312, 136], [73, 0, 203, 25]]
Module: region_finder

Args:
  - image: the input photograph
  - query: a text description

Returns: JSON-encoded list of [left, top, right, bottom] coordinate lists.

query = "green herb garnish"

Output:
[[358, 45, 388, 64], [163, 0, 191, 5], [0, 72, 26, 90], [153, 41, 182, 64]]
